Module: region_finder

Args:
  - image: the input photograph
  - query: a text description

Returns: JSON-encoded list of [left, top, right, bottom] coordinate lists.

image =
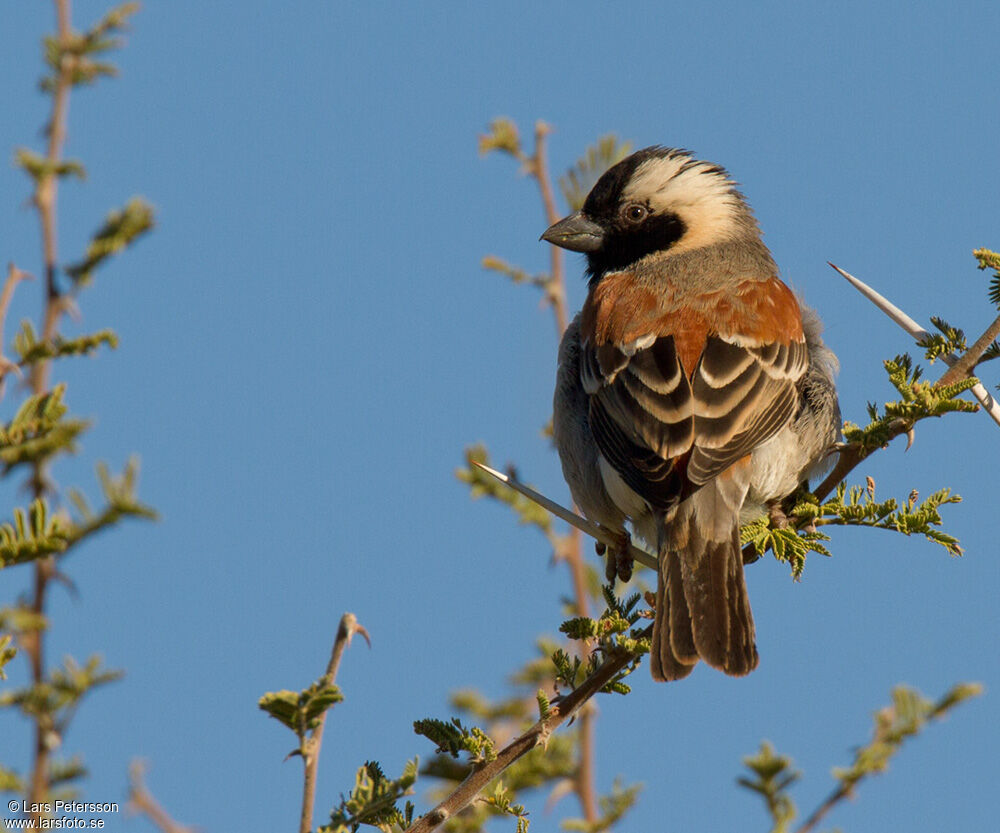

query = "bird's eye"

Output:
[[622, 203, 647, 223]]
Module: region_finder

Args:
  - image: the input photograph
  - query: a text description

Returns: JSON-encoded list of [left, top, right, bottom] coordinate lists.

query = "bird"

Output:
[[545, 147, 840, 681]]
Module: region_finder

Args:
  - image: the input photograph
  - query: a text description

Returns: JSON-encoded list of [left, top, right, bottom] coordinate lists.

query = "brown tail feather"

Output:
[[651, 547, 697, 681], [651, 462, 759, 680]]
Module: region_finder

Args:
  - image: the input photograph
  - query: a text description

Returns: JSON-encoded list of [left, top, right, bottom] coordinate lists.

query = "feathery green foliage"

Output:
[[14, 149, 86, 183], [0, 385, 88, 473], [62, 459, 158, 548], [0, 655, 122, 728], [413, 717, 498, 764], [832, 683, 982, 790], [14, 321, 118, 366], [563, 778, 644, 833], [40, 2, 140, 91], [974, 247, 1000, 310], [64, 198, 155, 285], [741, 516, 831, 580], [745, 476, 964, 578], [556, 586, 649, 694], [483, 782, 530, 833], [918, 316, 967, 363], [478, 118, 525, 160], [559, 135, 633, 212], [0, 499, 68, 568], [740, 684, 981, 833], [321, 759, 418, 833], [3, 3, 156, 811], [0, 763, 24, 794], [0, 636, 15, 681], [843, 353, 978, 452], [258, 682, 344, 742], [738, 742, 800, 833]]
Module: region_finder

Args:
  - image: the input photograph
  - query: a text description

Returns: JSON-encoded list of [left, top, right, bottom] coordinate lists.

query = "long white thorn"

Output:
[[470, 460, 657, 570], [829, 262, 1000, 428]]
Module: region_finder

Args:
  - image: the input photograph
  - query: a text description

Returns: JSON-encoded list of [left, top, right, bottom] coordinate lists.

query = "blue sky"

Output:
[[2, 1, 999, 831]]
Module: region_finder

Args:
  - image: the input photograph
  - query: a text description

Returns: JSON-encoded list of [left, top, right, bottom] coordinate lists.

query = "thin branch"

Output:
[[25, 1, 74, 818], [830, 262, 1000, 427], [794, 782, 849, 833], [0, 265, 31, 390], [300, 613, 370, 833], [405, 632, 648, 833], [525, 126, 597, 825], [529, 121, 568, 339], [936, 311, 1000, 388], [126, 761, 196, 833]]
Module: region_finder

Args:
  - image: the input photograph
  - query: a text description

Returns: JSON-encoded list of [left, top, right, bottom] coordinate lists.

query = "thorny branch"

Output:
[[127, 761, 196, 833], [521, 122, 598, 824], [406, 631, 648, 833], [936, 311, 1000, 388], [300, 613, 370, 833], [25, 0, 74, 820]]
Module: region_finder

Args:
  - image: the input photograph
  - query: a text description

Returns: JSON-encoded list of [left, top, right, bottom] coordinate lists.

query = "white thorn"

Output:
[[830, 262, 1000, 428], [470, 460, 657, 570]]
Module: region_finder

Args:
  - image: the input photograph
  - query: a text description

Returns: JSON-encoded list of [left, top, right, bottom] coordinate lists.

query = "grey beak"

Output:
[[540, 212, 605, 252]]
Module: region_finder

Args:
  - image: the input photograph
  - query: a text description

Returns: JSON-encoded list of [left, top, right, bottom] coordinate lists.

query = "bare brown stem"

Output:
[[528, 123, 597, 824], [794, 784, 850, 833], [530, 121, 568, 339], [127, 761, 196, 833], [25, 2, 74, 820], [936, 312, 1000, 388], [405, 633, 647, 833], [0, 265, 31, 391], [300, 613, 370, 833]]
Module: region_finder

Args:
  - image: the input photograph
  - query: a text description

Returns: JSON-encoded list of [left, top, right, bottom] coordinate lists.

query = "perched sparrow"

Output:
[[546, 147, 840, 681]]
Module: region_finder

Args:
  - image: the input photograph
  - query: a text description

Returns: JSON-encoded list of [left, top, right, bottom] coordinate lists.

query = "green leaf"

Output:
[[559, 135, 633, 212], [0, 635, 16, 680], [478, 118, 524, 159], [413, 717, 497, 763], [64, 198, 155, 285], [0, 499, 68, 568], [831, 683, 981, 791], [40, 3, 141, 91], [917, 316, 966, 363], [738, 741, 800, 833], [14, 149, 86, 182], [322, 759, 418, 833], [973, 247, 1000, 310], [14, 321, 119, 366], [0, 763, 25, 793], [258, 681, 343, 737]]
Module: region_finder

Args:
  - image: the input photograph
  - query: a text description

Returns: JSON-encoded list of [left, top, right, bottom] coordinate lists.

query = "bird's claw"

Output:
[[599, 529, 633, 584]]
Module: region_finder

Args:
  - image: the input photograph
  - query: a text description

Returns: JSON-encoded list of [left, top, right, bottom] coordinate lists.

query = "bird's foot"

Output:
[[597, 529, 633, 583], [767, 501, 790, 529]]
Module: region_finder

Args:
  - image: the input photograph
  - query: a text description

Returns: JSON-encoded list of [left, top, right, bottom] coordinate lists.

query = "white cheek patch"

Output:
[[622, 154, 745, 253]]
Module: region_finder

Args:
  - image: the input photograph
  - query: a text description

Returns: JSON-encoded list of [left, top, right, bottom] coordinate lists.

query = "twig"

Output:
[[126, 761, 196, 833], [829, 262, 1000, 427], [0, 265, 31, 390], [405, 631, 648, 833], [530, 121, 568, 339], [524, 126, 599, 824], [25, 1, 74, 819], [936, 311, 1000, 388], [300, 613, 370, 833], [794, 782, 849, 833]]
